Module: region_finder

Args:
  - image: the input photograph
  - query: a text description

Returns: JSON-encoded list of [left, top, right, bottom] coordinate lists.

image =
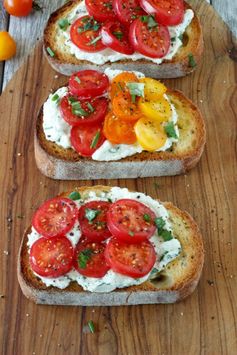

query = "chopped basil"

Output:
[[129, 231, 134, 237], [113, 31, 123, 40], [103, 2, 112, 9], [87, 102, 95, 112], [155, 217, 173, 241], [107, 198, 113, 203], [68, 96, 77, 104], [188, 53, 196, 68], [160, 230, 173, 241], [74, 76, 81, 84], [178, 34, 183, 42], [126, 82, 145, 102], [155, 217, 166, 233], [88, 320, 95, 333], [90, 131, 100, 149], [70, 100, 88, 117], [78, 249, 94, 269], [141, 15, 158, 29], [88, 35, 102, 46], [52, 94, 59, 103], [58, 18, 69, 31], [85, 208, 101, 222], [46, 47, 55, 57], [68, 191, 81, 200], [171, 37, 176, 42], [117, 82, 124, 92], [150, 267, 159, 274], [77, 17, 100, 33], [160, 251, 168, 261], [165, 122, 178, 139], [143, 214, 151, 222]]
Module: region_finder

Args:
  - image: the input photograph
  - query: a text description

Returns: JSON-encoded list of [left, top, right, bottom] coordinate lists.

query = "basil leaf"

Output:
[[78, 249, 94, 269], [90, 131, 100, 149], [143, 214, 151, 222], [154, 217, 166, 232], [52, 94, 59, 103], [46, 47, 55, 57], [126, 82, 145, 101], [188, 53, 196, 68], [88, 320, 95, 333], [68, 191, 81, 200], [160, 230, 173, 241], [85, 208, 101, 222], [165, 122, 178, 139], [58, 18, 70, 31]]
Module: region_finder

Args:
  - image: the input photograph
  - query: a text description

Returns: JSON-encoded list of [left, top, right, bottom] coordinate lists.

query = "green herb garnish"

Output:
[[78, 249, 94, 269], [69, 99, 88, 117], [155, 217, 166, 233], [46, 47, 55, 57], [143, 214, 151, 222], [90, 131, 100, 149], [126, 82, 145, 102], [52, 94, 59, 103], [188, 53, 196, 68], [160, 230, 173, 241], [129, 231, 134, 237], [178, 34, 183, 42], [107, 198, 113, 203], [88, 320, 95, 333], [77, 16, 100, 33], [160, 251, 168, 261], [88, 35, 102, 46], [58, 18, 70, 31], [85, 208, 101, 222], [165, 122, 178, 139], [117, 82, 124, 92], [87, 102, 95, 113], [150, 267, 159, 275], [68, 191, 81, 200], [104, 2, 112, 9], [113, 31, 123, 40], [155, 217, 173, 241], [141, 15, 158, 29], [74, 76, 81, 84]]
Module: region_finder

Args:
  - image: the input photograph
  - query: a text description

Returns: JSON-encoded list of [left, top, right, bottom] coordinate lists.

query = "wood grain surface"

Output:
[[0, 0, 237, 354]]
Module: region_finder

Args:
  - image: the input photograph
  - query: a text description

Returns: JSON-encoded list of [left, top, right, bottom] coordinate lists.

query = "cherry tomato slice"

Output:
[[103, 112, 137, 145], [69, 70, 109, 99], [140, 0, 184, 26], [113, 0, 145, 26], [85, 0, 116, 22], [60, 96, 108, 127], [105, 238, 156, 277], [74, 240, 110, 277], [70, 16, 105, 52], [134, 116, 167, 151], [129, 17, 170, 58], [4, 0, 32, 17], [70, 123, 105, 157], [112, 90, 142, 122], [107, 199, 156, 243], [32, 197, 78, 238], [78, 201, 111, 242], [101, 21, 134, 55], [110, 72, 139, 99], [30, 236, 74, 277]]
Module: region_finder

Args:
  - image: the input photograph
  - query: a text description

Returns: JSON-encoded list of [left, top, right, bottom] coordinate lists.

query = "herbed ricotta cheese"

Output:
[[61, 0, 194, 65], [27, 187, 181, 292]]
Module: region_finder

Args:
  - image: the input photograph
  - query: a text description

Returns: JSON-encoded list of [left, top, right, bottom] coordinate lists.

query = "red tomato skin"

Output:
[[60, 96, 108, 127], [30, 236, 74, 278], [112, 0, 145, 26], [74, 240, 110, 277], [139, 0, 184, 26], [69, 70, 109, 99], [85, 0, 116, 22], [32, 197, 78, 238], [78, 201, 111, 241], [70, 124, 105, 157], [129, 18, 170, 58], [101, 21, 134, 55], [107, 199, 157, 243], [4, 0, 32, 17], [105, 238, 156, 278]]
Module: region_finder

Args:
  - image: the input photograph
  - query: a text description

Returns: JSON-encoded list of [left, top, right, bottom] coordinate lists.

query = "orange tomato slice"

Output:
[[112, 90, 143, 122], [110, 72, 139, 99], [134, 117, 167, 151], [103, 112, 137, 145]]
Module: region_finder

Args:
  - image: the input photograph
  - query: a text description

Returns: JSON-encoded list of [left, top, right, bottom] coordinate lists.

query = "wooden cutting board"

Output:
[[0, 1, 236, 354]]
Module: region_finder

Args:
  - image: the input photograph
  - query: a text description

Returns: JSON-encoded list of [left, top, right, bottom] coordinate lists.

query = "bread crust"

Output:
[[35, 89, 206, 180], [43, 0, 203, 78], [17, 185, 204, 305]]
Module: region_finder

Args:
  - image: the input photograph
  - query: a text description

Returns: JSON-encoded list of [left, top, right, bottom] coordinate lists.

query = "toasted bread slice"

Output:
[[43, 0, 203, 78], [17, 185, 204, 306], [35, 89, 206, 180]]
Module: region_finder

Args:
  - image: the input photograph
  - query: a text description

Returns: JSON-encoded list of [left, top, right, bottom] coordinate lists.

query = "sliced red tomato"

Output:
[[70, 16, 105, 52], [85, 0, 116, 22], [60, 96, 108, 127], [101, 21, 134, 55], [129, 17, 170, 58], [139, 0, 184, 26], [70, 123, 105, 157], [107, 199, 156, 243], [103, 112, 137, 144], [78, 201, 111, 241], [69, 70, 109, 98], [105, 238, 156, 277], [30, 236, 74, 277], [113, 0, 145, 26], [32, 197, 78, 238], [74, 240, 110, 277]]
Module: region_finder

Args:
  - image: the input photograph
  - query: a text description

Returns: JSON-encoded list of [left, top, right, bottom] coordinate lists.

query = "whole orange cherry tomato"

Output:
[[4, 0, 33, 17], [0, 31, 16, 61]]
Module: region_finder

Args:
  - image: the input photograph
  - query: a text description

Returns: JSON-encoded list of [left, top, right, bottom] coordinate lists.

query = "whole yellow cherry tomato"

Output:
[[138, 96, 172, 123], [0, 31, 17, 61], [139, 77, 167, 101], [134, 117, 167, 151]]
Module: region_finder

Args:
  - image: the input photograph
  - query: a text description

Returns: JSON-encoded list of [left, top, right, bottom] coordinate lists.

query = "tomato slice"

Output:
[[112, 90, 142, 122], [78, 201, 111, 242], [107, 199, 156, 243], [110, 72, 139, 99], [113, 0, 145, 26], [129, 17, 170, 58], [140, 0, 184, 26], [32, 197, 78, 238], [30, 236, 74, 277], [60, 96, 108, 127], [70, 16, 105, 52], [74, 240, 110, 278], [69, 70, 109, 99], [105, 238, 156, 277], [139, 77, 167, 101], [101, 21, 134, 55], [85, 0, 116, 22], [70, 123, 105, 157], [138, 97, 171, 122], [103, 112, 137, 145], [134, 117, 167, 151]]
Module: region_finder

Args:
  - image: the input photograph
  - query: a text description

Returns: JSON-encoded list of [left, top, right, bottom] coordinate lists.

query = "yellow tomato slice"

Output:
[[139, 78, 167, 101], [138, 97, 172, 122], [134, 117, 167, 151]]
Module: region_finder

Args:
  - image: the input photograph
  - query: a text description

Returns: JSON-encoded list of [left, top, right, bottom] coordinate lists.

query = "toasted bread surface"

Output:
[[35, 89, 206, 180], [18, 186, 204, 305], [43, 0, 203, 78]]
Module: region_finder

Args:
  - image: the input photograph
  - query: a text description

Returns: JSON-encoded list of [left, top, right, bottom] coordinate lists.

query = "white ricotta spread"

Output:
[[27, 187, 181, 292], [43, 69, 179, 160], [61, 1, 194, 65]]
